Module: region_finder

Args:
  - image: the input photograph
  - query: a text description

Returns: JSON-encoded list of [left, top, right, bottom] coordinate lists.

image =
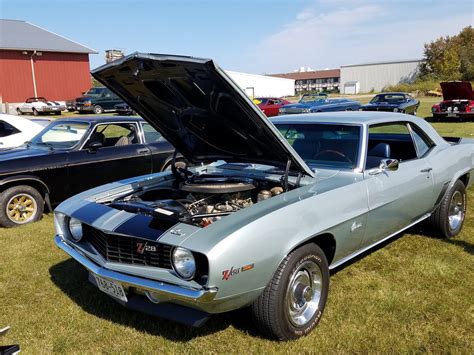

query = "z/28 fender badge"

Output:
[[222, 263, 254, 280]]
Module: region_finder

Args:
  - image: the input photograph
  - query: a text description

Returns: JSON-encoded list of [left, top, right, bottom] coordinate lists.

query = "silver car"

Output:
[[54, 53, 474, 340]]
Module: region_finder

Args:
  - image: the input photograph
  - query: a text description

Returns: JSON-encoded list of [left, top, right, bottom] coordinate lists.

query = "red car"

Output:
[[253, 97, 291, 117], [432, 81, 474, 120]]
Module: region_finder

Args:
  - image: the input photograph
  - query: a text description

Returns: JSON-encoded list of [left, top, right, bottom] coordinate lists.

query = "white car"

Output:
[[0, 114, 45, 149], [17, 97, 66, 116]]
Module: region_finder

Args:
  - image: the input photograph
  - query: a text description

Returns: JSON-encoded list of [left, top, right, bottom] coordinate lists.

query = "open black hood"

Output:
[[92, 53, 313, 176]]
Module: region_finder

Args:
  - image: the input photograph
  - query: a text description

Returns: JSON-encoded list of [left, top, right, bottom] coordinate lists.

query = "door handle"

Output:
[[137, 148, 149, 154], [420, 168, 432, 173]]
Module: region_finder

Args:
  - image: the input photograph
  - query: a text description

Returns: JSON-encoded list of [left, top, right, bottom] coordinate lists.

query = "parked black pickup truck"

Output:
[[74, 87, 126, 114], [0, 116, 179, 227]]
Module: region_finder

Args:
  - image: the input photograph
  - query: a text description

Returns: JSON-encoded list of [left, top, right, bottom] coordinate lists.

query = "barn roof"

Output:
[[0, 19, 97, 54], [269, 69, 340, 81]]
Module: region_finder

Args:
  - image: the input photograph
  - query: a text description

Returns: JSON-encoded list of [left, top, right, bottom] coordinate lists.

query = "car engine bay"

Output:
[[108, 174, 287, 228]]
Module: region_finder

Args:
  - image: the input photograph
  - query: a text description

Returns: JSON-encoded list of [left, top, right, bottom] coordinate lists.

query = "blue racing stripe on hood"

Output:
[[113, 214, 176, 241], [72, 202, 113, 225]]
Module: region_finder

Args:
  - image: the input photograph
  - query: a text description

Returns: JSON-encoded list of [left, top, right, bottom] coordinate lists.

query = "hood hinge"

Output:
[[280, 158, 292, 192]]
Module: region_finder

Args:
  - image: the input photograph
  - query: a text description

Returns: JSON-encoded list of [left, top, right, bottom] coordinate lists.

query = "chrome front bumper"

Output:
[[54, 236, 218, 308]]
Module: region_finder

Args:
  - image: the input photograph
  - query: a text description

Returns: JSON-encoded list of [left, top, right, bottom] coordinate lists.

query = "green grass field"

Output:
[[1, 106, 473, 352]]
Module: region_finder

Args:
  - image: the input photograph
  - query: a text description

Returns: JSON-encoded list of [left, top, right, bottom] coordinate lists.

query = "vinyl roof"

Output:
[[0, 19, 97, 54]]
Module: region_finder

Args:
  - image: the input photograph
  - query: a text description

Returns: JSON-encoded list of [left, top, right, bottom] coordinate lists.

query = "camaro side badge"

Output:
[[351, 221, 363, 232], [222, 264, 254, 280]]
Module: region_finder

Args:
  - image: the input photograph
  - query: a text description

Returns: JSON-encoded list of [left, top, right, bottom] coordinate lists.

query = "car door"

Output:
[[265, 100, 279, 117], [66, 121, 153, 196], [140, 122, 176, 171], [21, 99, 33, 113], [362, 122, 434, 247]]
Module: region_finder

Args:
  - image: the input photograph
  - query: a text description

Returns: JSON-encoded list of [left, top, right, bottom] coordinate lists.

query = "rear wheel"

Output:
[[251, 243, 329, 340], [33, 108, 39, 116], [0, 185, 44, 227], [429, 180, 466, 238]]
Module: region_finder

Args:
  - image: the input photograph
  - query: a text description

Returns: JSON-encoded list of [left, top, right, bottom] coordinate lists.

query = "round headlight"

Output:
[[172, 247, 196, 280], [393, 108, 399, 112], [68, 217, 83, 242]]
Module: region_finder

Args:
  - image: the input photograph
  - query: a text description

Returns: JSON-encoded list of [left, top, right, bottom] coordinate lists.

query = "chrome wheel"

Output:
[[286, 260, 323, 327], [6, 193, 37, 224], [448, 190, 464, 231]]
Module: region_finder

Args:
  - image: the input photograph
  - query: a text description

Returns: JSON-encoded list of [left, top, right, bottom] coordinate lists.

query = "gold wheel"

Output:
[[6, 193, 37, 224]]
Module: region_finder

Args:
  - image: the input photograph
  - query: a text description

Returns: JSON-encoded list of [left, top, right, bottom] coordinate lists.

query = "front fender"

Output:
[[181, 175, 368, 303], [0, 174, 50, 194]]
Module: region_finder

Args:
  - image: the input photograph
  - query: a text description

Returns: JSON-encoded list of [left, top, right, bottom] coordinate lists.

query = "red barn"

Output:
[[0, 19, 97, 105]]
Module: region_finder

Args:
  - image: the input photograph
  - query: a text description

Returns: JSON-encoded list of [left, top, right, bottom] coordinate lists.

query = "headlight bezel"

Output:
[[171, 246, 196, 280], [68, 217, 83, 242]]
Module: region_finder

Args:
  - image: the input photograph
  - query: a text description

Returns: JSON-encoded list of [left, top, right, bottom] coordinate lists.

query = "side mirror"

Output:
[[368, 158, 399, 175], [380, 158, 399, 171], [88, 141, 102, 152]]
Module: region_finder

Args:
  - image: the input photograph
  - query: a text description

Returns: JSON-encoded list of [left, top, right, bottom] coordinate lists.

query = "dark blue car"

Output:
[[279, 94, 361, 115], [360, 93, 419, 115]]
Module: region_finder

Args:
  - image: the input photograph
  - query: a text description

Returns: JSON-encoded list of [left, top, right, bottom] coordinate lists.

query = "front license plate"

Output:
[[447, 113, 457, 117], [94, 275, 128, 302]]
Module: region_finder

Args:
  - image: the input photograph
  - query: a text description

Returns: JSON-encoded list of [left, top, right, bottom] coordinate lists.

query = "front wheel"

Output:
[[16, 108, 23, 115], [429, 180, 466, 238], [0, 185, 44, 227], [251, 243, 329, 340], [93, 105, 104, 114]]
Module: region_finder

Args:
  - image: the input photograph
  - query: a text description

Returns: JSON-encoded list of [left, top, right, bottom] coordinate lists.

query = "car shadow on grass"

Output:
[[49, 259, 260, 341]]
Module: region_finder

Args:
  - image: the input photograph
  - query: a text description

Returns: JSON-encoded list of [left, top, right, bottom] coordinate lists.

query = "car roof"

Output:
[[271, 111, 416, 125], [374, 92, 407, 96], [53, 115, 144, 124]]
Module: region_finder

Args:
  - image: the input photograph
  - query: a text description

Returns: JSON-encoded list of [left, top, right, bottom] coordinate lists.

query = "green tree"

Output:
[[458, 26, 474, 80], [420, 26, 473, 81]]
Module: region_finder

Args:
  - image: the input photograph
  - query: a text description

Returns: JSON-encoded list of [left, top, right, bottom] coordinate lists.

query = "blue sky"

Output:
[[1, 0, 472, 74]]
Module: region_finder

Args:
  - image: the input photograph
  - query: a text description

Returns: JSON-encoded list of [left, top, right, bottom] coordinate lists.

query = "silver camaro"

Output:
[[54, 53, 474, 340]]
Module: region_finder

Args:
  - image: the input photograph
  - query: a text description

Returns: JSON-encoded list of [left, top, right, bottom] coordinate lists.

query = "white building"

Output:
[[340, 59, 424, 94], [226, 70, 295, 98]]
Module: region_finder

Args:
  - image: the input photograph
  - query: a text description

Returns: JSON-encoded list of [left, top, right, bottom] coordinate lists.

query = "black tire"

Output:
[[93, 105, 104, 114], [0, 185, 44, 227], [33, 108, 39, 116], [251, 243, 329, 340], [429, 180, 466, 238], [16, 108, 22, 115]]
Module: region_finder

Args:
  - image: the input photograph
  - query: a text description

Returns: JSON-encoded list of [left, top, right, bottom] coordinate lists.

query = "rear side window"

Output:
[[0, 121, 20, 137], [409, 124, 434, 157], [141, 123, 166, 143]]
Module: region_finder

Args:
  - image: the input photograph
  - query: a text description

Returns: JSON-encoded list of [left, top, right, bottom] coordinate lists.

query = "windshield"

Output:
[[299, 94, 326, 103], [29, 122, 89, 149], [371, 94, 406, 103], [275, 123, 361, 169], [84, 88, 105, 96]]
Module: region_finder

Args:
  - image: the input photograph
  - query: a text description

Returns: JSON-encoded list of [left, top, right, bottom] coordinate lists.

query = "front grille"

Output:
[[84, 225, 172, 269]]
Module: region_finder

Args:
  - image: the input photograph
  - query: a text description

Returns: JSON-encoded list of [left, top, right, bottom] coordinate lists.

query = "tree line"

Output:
[[420, 26, 473, 81]]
